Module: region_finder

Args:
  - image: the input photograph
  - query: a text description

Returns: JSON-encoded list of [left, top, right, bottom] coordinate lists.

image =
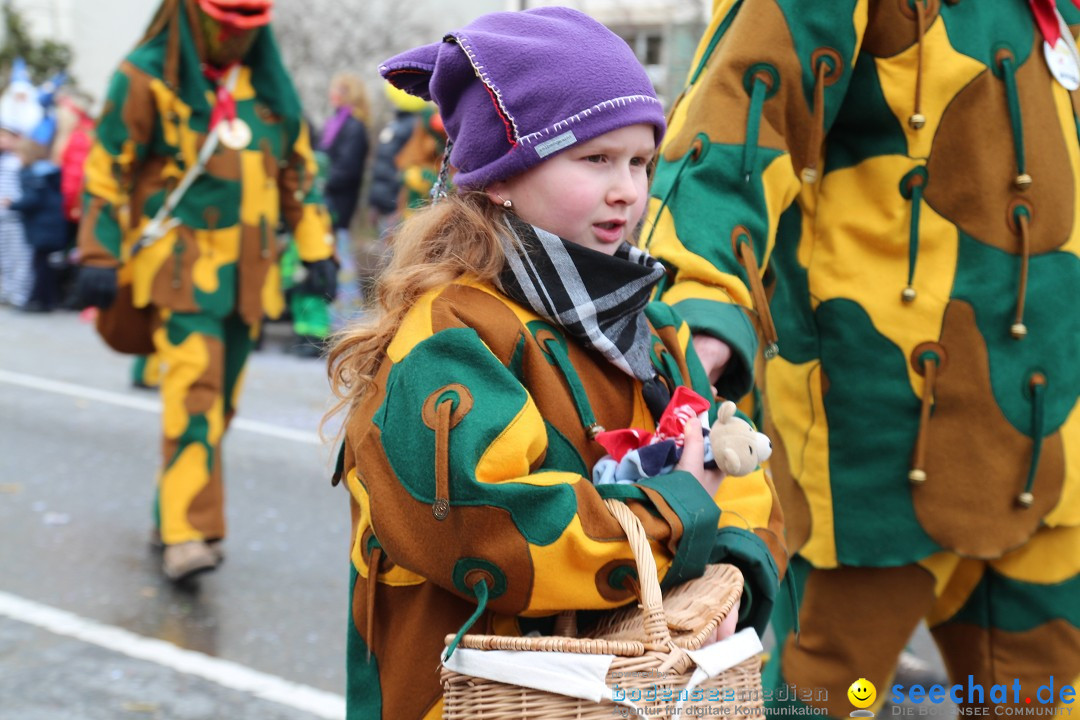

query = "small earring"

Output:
[[496, 192, 512, 209]]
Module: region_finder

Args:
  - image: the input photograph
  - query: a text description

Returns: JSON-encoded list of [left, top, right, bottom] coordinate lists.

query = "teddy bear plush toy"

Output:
[[710, 400, 773, 476]]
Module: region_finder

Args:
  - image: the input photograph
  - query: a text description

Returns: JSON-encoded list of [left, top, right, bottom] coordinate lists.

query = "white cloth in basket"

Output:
[[441, 628, 763, 710]]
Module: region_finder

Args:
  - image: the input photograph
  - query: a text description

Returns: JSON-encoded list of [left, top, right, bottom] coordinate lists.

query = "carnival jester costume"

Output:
[[646, 0, 1080, 714], [77, 0, 335, 580]]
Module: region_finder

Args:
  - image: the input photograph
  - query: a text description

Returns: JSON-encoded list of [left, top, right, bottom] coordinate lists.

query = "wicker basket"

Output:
[[441, 498, 764, 719]]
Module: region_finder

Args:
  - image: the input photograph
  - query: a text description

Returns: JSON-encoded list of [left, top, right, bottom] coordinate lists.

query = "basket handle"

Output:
[[603, 498, 674, 648]]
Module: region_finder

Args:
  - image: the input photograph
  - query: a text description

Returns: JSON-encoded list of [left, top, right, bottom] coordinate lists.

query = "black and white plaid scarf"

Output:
[[499, 214, 666, 381]]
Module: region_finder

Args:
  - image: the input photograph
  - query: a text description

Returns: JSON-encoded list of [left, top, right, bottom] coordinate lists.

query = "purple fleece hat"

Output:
[[378, 6, 666, 190]]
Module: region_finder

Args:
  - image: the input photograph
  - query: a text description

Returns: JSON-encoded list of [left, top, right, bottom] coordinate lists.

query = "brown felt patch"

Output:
[[926, 40, 1074, 253], [914, 301, 1064, 558], [931, 619, 1080, 709], [120, 62, 157, 147], [351, 575, 478, 719], [782, 564, 937, 716], [236, 222, 275, 326], [662, 0, 813, 168], [763, 406, 810, 558], [150, 226, 201, 312], [862, 0, 942, 58], [361, 424, 535, 617]]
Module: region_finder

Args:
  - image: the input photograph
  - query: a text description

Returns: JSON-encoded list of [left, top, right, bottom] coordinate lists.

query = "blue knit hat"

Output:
[[379, 6, 665, 190]]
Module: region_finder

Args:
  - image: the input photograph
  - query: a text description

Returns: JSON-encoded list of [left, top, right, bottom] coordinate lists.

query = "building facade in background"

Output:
[[6, 0, 706, 113]]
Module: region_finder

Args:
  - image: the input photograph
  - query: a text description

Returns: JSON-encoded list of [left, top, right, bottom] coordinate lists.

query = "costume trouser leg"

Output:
[[764, 524, 1080, 718], [290, 291, 330, 339], [153, 309, 254, 545], [131, 353, 162, 388], [0, 217, 32, 306]]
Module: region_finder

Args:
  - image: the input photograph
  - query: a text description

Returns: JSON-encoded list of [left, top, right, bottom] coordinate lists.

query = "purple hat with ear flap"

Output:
[[379, 6, 666, 190]]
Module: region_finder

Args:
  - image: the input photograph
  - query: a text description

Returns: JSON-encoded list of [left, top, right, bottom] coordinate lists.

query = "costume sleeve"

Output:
[[279, 119, 334, 263], [645, 0, 869, 399], [77, 62, 156, 268], [352, 327, 723, 619], [655, 301, 786, 634]]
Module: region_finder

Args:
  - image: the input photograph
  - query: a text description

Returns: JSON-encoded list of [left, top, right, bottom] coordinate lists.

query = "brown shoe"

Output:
[[151, 530, 224, 564], [162, 541, 218, 582]]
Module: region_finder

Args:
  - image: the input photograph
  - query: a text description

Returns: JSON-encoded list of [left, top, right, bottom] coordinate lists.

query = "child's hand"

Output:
[[675, 417, 705, 486], [702, 597, 740, 646], [0, 198, 10, 207]]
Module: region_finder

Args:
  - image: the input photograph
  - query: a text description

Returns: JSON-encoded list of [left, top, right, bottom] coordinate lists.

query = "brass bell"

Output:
[[908, 468, 927, 484], [801, 167, 818, 184], [901, 287, 917, 303], [1016, 491, 1034, 508], [586, 423, 606, 440], [1010, 322, 1028, 339], [908, 113, 926, 130], [1014, 173, 1032, 191]]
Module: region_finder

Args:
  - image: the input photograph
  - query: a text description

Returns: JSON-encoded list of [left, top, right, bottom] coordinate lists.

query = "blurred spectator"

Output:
[[12, 135, 65, 313], [0, 59, 39, 308], [53, 91, 95, 308], [320, 73, 370, 251], [366, 84, 424, 234], [394, 107, 446, 219]]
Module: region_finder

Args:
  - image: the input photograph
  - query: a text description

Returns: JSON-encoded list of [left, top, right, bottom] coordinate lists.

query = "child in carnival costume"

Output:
[[327, 8, 786, 719], [0, 58, 41, 308], [76, 0, 337, 581]]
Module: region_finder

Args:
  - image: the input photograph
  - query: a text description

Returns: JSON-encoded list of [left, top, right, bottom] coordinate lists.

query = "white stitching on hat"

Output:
[[518, 95, 663, 146], [449, 33, 521, 142]]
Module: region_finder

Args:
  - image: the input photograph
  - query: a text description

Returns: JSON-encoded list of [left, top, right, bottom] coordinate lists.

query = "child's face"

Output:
[[0, 131, 17, 152], [489, 124, 655, 255]]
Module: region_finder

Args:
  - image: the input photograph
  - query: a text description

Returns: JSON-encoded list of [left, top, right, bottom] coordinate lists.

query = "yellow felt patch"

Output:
[[347, 468, 424, 586], [260, 262, 284, 320], [475, 396, 548, 485], [240, 150, 279, 227], [525, 514, 672, 614], [131, 220, 173, 307], [715, 467, 775, 531], [148, 77, 194, 160], [767, 358, 837, 568], [192, 226, 241, 294], [158, 443, 210, 544], [233, 66, 255, 101], [991, 524, 1080, 584], [292, 204, 333, 262], [1051, 81, 1080, 260], [1047, 395, 1080, 527], [874, 22, 986, 159], [158, 330, 210, 441], [386, 289, 438, 363], [812, 155, 958, 398]]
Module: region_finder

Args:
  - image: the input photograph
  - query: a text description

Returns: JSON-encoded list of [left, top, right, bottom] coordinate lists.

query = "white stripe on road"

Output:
[[0, 591, 346, 719], [0, 369, 322, 445]]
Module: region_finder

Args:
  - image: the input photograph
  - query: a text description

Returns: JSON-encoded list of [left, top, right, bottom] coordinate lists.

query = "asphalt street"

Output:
[[1, 306, 351, 719]]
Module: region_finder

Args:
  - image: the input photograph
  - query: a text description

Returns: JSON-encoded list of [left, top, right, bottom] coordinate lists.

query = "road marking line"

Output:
[[0, 591, 346, 719], [0, 369, 322, 445]]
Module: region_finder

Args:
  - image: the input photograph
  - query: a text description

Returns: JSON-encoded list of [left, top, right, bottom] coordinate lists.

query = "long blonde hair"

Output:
[[330, 72, 371, 124], [326, 192, 509, 422]]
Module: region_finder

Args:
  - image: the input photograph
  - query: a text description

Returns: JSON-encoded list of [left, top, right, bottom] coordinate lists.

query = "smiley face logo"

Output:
[[848, 678, 877, 709]]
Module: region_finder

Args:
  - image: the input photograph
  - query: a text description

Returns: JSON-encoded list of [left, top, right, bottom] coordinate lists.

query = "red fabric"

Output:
[[196, 0, 272, 30], [60, 115, 94, 222], [594, 386, 711, 462], [201, 63, 239, 129], [1028, 0, 1080, 46]]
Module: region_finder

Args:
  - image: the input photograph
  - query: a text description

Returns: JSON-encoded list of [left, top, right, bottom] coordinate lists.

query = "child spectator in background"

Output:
[[12, 133, 65, 312], [0, 125, 31, 307]]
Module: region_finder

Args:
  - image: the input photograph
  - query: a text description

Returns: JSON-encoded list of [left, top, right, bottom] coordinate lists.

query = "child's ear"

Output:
[[484, 182, 507, 207]]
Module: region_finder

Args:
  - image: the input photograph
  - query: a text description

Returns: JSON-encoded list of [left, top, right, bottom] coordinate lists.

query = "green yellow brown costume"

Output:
[[339, 277, 786, 719], [78, 0, 332, 548], [646, 0, 1080, 715]]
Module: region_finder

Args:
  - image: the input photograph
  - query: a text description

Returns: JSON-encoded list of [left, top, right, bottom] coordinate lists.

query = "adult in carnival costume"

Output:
[[645, 0, 1080, 715], [77, 0, 336, 581]]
